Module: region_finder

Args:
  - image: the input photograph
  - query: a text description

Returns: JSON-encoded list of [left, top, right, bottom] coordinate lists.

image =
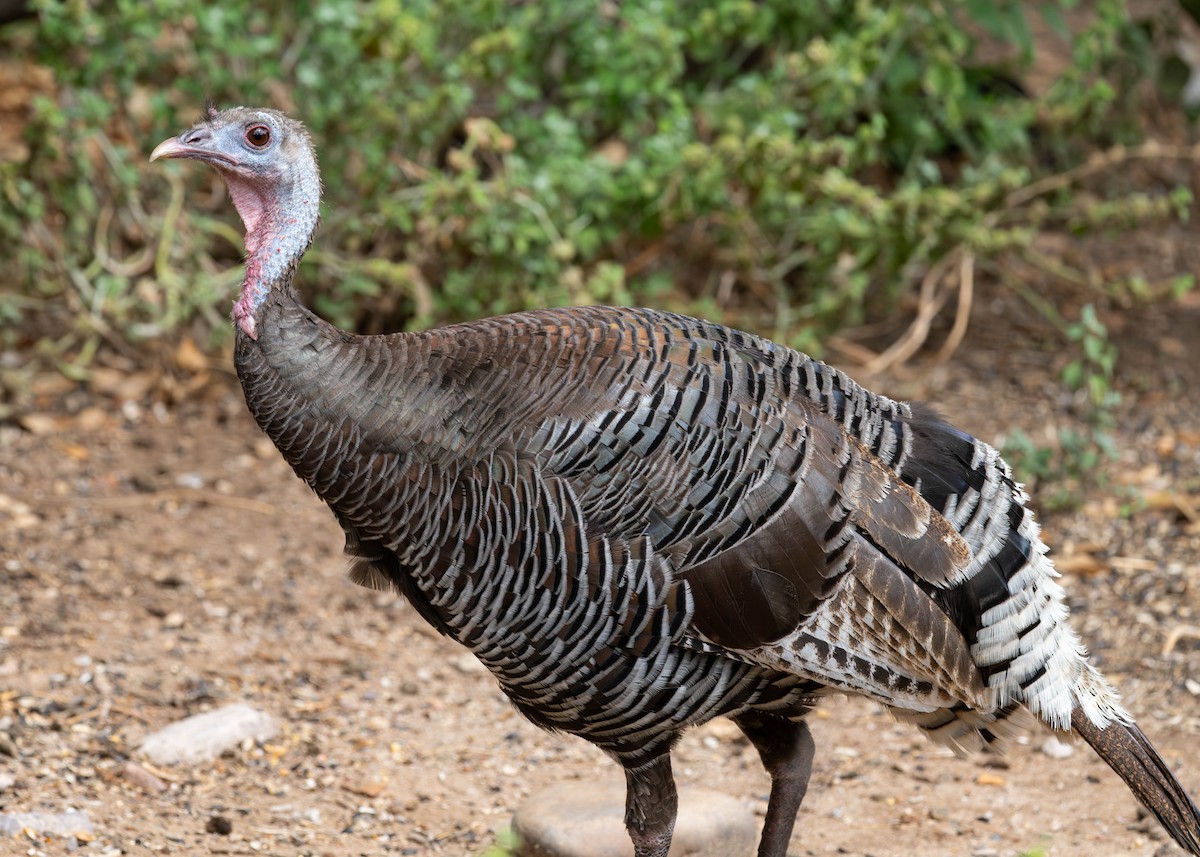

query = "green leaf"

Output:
[[1062, 361, 1084, 390], [1039, 3, 1071, 41]]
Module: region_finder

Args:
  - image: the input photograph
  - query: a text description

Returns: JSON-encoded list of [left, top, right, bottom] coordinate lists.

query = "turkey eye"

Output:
[[246, 125, 271, 148]]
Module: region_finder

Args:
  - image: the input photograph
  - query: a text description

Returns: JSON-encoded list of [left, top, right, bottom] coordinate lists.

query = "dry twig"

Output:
[[854, 140, 1200, 374], [933, 251, 975, 365], [1162, 625, 1200, 657], [858, 251, 956, 376]]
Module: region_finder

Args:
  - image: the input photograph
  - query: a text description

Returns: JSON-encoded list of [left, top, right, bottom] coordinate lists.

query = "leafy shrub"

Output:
[[0, 0, 1192, 370]]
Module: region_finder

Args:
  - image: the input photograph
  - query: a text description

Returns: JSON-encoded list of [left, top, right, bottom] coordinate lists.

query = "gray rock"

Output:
[[0, 810, 93, 841], [1039, 735, 1075, 759], [513, 777, 756, 857], [140, 703, 277, 765]]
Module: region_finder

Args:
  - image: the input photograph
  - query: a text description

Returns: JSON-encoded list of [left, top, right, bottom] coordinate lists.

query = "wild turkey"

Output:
[[151, 106, 1200, 857]]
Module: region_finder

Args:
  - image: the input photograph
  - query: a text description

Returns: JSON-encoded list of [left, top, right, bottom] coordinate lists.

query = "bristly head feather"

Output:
[[202, 98, 219, 122]]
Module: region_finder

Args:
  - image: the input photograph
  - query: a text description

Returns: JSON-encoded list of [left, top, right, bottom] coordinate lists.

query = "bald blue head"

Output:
[[152, 105, 323, 338]]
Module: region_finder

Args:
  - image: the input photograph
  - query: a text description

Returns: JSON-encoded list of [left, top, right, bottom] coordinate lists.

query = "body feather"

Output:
[[154, 107, 1200, 856], [238, 302, 1117, 741]]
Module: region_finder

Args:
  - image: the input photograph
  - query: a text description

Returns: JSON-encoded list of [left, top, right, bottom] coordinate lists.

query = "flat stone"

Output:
[[513, 777, 756, 857], [140, 703, 278, 765], [0, 810, 92, 841]]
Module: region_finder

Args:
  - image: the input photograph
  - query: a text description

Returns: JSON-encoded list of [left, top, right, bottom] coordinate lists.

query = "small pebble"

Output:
[[0, 811, 92, 840], [1040, 735, 1075, 759], [122, 761, 167, 793], [344, 809, 376, 834], [175, 472, 205, 490], [206, 815, 233, 835], [141, 703, 278, 765]]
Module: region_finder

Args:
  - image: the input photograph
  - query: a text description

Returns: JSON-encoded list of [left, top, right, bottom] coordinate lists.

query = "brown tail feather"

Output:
[[1071, 708, 1200, 855]]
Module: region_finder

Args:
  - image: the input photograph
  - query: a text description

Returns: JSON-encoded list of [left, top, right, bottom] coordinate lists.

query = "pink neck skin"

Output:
[[221, 164, 319, 340]]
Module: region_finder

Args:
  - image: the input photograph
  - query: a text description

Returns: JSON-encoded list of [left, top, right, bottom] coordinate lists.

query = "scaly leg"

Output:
[[623, 753, 678, 857], [734, 713, 816, 857]]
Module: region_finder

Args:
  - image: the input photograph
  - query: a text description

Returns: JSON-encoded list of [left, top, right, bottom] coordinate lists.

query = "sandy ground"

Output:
[[2, 298, 1199, 857]]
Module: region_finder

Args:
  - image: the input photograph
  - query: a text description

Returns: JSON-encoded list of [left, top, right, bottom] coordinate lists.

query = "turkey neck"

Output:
[[227, 138, 379, 494], [224, 130, 381, 475], [234, 299, 375, 523], [227, 152, 321, 341]]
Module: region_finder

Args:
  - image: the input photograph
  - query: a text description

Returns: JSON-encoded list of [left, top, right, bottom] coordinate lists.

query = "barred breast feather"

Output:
[[237, 303, 1124, 749]]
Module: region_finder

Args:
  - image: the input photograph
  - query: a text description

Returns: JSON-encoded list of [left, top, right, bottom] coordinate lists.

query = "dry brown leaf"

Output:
[[17, 413, 60, 435], [1142, 490, 1199, 523], [29, 373, 76, 398], [1083, 497, 1122, 520], [1109, 556, 1158, 573], [89, 368, 159, 401], [1114, 464, 1161, 487], [122, 760, 167, 793], [342, 778, 387, 798], [74, 407, 109, 432], [174, 338, 209, 374], [87, 368, 123, 396], [112, 371, 160, 402], [160, 371, 212, 402], [60, 443, 90, 462], [1055, 554, 1106, 576]]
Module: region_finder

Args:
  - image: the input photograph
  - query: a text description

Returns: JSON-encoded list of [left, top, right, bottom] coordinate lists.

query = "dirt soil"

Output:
[[2, 293, 1199, 857]]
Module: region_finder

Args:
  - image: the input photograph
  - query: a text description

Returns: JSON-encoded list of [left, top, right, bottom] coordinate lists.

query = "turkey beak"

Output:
[[150, 132, 236, 165], [150, 136, 199, 162]]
